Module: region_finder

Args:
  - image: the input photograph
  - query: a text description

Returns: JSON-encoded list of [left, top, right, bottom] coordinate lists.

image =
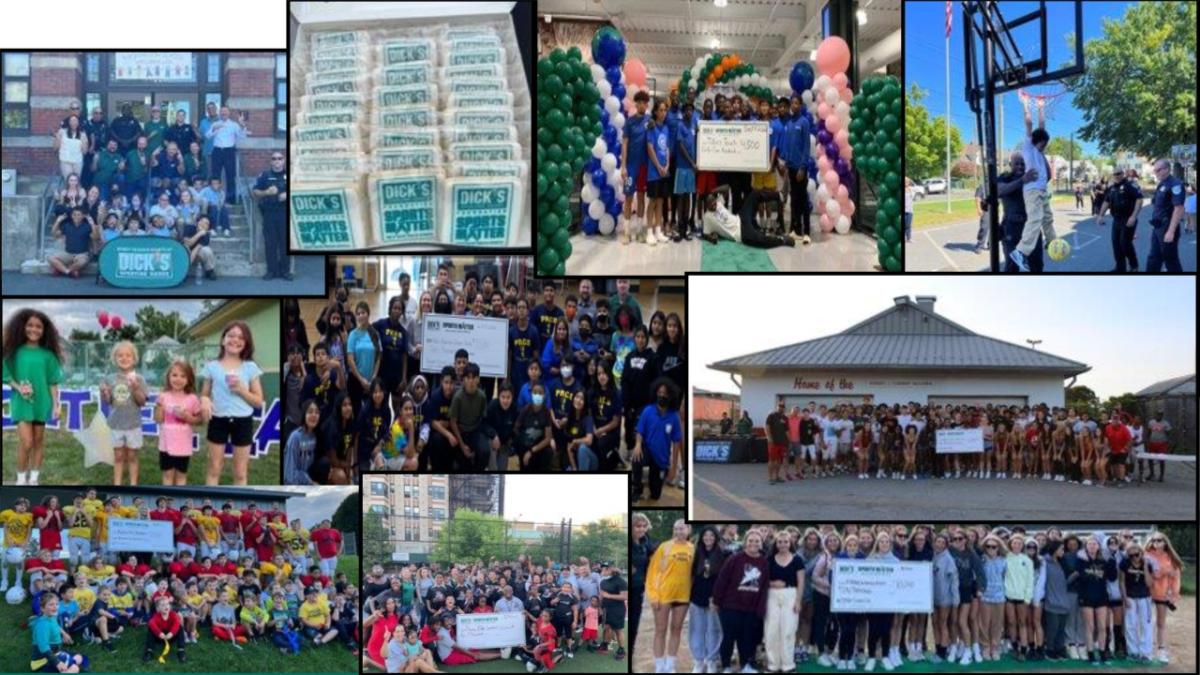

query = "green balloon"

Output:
[[537, 174, 548, 197], [545, 107, 565, 131], [554, 92, 572, 111], [543, 211, 561, 233], [884, 171, 901, 191], [585, 106, 600, 123], [543, 161, 559, 182], [551, 225, 571, 250], [891, 98, 901, 116], [552, 262, 566, 276], [881, 196, 900, 217], [538, 247, 561, 273], [883, 255, 900, 272], [582, 84, 600, 103], [554, 194, 569, 214], [880, 225, 898, 242], [546, 143, 563, 163], [538, 127, 553, 147], [537, 59, 553, 79], [571, 155, 586, 174], [882, 142, 899, 162], [555, 61, 574, 83], [875, 102, 888, 119], [549, 48, 566, 64], [545, 180, 562, 204], [881, 114, 898, 132], [567, 45, 582, 61], [557, 240, 573, 261], [544, 74, 563, 96]]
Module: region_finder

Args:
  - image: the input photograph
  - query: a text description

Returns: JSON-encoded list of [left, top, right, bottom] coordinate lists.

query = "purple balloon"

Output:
[[816, 119, 827, 133], [824, 142, 839, 160], [835, 157, 849, 174], [816, 130, 831, 146]]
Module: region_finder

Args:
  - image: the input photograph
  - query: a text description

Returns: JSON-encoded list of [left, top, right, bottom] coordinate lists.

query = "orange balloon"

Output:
[[713, 65, 724, 79], [722, 56, 733, 68], [707, 73, 717, 86], [729, 55, 741, 67]]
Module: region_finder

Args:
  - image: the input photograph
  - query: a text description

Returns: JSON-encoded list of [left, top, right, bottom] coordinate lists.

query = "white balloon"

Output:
[[608, 170, 623, 189], [598, 213, 616, 235], [601, 153, 617, 172], [592, 137, 607, 159], [612, 112, 626, 129], [824, 86, 840, 106], [597, 79, 612, 99], [590, 64, 605, 83], [801, 89, 815, 108], [816, 184, 830, 204], [588, 199, 604, 220], [605, 95, 620, 115], [810, 140, 819, 158], [835, 101, 850, 119], [814, 75, 831, 92], [695, 57, 705, 72], [581, 183, 595, 204], [826, 199, 842, 219], [835, 215, 851, 234]]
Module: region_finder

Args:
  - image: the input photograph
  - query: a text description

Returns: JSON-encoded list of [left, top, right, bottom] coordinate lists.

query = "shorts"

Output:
[[1107, 599, 1123, 609], [788, 442, 804, 460], [960, 583, 977, 600], [1078, 595, 1107, 609], [111, 427, 144, 449], [551, 615, 573, 641], [802, 444, 817, 461], [674, 166, 695, 194], [582, 627, 597, 641], [838, 441, 851, 455], [648, 177, 670, 199], [751, 171, 777, 190], [768, 442, 787, 462], [159, 451, 192, 473], [696, 170, 716, 194], [50, 250, 90, 267], [603, 607, 626, 629], [206, 415, 254, 446], [623, 163, 648, 196], [1006, 598, 1026, 606], [302, 625, 327, 640], [1109, 451, 1126, 462]]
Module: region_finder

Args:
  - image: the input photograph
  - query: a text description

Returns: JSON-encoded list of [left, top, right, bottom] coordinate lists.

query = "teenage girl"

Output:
[[322, 391, 357, 484], [1026, 537, 1047, 660], [949, 529, 982, 665], [1104, 536, 1125, 659], [199, 321, 263, 485], [993, 420, 1010, 479], [980, 416, 994, 479], [931, 533, 958, 663], [283, 400, 321, 485], [764, 530, 804, 672], [1051, 420, 1068, 481], [1003, 535, 1034, 661], [1078, 415, 1096, 485], [834, 534, 864, 670], [645, 519, 693, 674], [1077, 535, 1117, 663], [902, 424, 918, 480], [358, 378, 392, 473], [853, 421, 870, 479], [978, 533, 1006, 662], [864, 532, 899, 671], [905, 529, 934, 662], [1145, 532, 1182, 664], [2, 309, 65, 486], [808, 530, 839, 667]]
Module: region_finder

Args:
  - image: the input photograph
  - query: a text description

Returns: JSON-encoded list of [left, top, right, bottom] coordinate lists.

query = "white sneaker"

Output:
[[948, 643, 959, 661], [693, 663, 706, 673], [836, 660, 848, 671], [739, 664, 757, 674], [665, 657, 675, 672], [959, 651, 973, 666], [864, 658, 876, 671], [646, 226, 657, 246], [973, 643, 983, 661], [881, 656, 894, 671], [818, 654, 834, 667], [1082, 479, 1092, 485], [876, 470, 884, 478], [900, 475, 906, 481], [656, 227, 670, 243], [1158, 649, 1169, 663], [955, 469, 961, 478], [15, 472, 27, 486]]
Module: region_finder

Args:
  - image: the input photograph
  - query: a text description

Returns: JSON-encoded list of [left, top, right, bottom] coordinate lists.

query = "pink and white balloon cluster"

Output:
[[803, 37, 857, 235]]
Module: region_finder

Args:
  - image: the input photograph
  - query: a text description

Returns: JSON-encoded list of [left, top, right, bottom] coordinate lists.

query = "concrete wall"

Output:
[[737, 369, 1068, 420], [2, 195, 42, 270]]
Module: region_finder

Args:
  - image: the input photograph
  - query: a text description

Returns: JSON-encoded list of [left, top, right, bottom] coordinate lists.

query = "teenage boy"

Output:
[[673, 101, 698, 239], [782, 95, 812, 242], [509, 298, 541, 393], [450, 363, 491, 471], [620, 90, 651, 244], [425, 367, 459, 472], [529, 281, 564, 345]]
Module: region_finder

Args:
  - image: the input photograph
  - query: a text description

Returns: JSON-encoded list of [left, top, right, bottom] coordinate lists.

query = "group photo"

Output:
[[2, 299, 281, 486], [630, 515, 1195, 674], [0, 485, 359, 673], [688, 276, 1197, 520], [282, 258, 686, 490], [360, 473, 628, 672]]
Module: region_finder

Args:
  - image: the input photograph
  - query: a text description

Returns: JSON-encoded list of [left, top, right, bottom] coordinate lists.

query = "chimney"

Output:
[[893, 295, 910, 307], [915, 295, 937, 313]]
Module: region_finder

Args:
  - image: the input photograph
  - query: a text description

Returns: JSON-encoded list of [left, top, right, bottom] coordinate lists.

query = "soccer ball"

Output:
[[525, 661, 537, 673], [1047, 238, 1071, 262], [4, 547, 24, 564], [5, 585, 26, 604]]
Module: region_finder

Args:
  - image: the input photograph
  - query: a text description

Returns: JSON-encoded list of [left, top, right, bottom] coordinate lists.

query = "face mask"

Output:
[[561, 367, 573, 379], [436, 302, 451, 313], [532, 394, 544, 407], [618, 316, 630, 330], [565, 307, 576, 320], [580, 328, 591, 338], [658, 395, 670, 407]]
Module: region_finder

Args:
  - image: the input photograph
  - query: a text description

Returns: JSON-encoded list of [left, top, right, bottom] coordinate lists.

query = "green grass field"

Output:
[[2, 404, 279, 485], [0, 556, 359, 673], [364, 628, 629, 673], [912, 194, 1074, 229]]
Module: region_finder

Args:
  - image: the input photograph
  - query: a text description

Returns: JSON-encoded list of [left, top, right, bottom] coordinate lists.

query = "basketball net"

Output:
[[1017, 84, 1068, 121]]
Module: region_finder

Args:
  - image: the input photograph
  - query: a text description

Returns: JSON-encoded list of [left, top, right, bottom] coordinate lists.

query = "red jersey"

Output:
[[150, 508, 181, 526], [311, 527, 342, 558], [31, 506, 64, 551], [148, 610, 182, 638], [176, 517, 198, 544], [300, 574, 332, 588], [255, 527, 276, 563], [538, 620, 558, 644], [118, 563, 153, 579], [195, 563, 219, 579], [168, 560, 198, 582], [243, 520, 264, 552], [217, 512, 241, 534], [240, 508, 262, 530], [26, 558, 67, 574], [419, 624, 437, 645], [1105, 423, 1132, 453]]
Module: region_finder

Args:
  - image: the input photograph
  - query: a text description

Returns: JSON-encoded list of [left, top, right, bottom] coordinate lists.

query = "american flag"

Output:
[[946, 1, 953, 38]]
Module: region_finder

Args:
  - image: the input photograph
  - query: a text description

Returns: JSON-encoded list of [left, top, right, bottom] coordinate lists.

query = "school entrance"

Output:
[[106, 92, 202, 129]]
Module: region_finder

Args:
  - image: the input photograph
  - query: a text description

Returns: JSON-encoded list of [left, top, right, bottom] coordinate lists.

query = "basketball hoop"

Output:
[[1018, 84, 1069, 120]]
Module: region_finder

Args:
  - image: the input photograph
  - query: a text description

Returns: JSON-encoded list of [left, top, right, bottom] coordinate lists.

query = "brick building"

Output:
[[2, 50, 285, 180]]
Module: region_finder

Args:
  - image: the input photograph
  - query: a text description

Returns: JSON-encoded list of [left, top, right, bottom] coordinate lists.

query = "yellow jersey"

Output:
[[109, 591, 134, 611], [645, 539, 695, 605], [299, 599, 330, 628], [259, 561, 293, 579], [75, 587, 97, 614], [62, 505, 93, 539], [186, 592, 205, 610], [196, 514, 221, 546], [280, 527, 311, 554], [0, 509, 33, 547]]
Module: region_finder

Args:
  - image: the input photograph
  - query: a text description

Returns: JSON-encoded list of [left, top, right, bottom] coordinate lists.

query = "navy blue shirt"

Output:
[[372, 317, 408, 385], [1149, 175, 1184, 227], [508, 321, 541, 390], [548, 376, 582, 421], [59, 218, 94, 254], [529, 303, 564, 344], [590, 387, 623, 428]]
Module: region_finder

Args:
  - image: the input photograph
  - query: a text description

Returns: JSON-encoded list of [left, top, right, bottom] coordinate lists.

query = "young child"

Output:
[[198, 176, 230, 237], [378, 396, 418, 471], [154, 360, 201, 485], [108, 577, 136, 626], [100, 341, 148, 486], [240, 591, 269, 641], [211, 592, 247, 645], [2, 309, 64, 485], [269, 591, 301, 654], [299, 585, 339, 645], [31, 592, 87, 673], [88, 584, 121, 652], [581, 595, 601, 650], [143, 596, 187, 664], [123, 212, 147, 236], [199, 321, 264, 485], [645, 99, 673, 243], [100, 212, 122, 243], [1, 498, 34, 591], [620, 90, 651, 244]]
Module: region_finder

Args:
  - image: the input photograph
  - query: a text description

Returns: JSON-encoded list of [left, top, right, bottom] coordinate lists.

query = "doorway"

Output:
[[105, 92, 200, 125], [108, 92, 151, 120]]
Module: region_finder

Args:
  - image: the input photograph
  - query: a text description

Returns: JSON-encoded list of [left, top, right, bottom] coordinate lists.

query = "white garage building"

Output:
[[709, 295, 1091, 418]]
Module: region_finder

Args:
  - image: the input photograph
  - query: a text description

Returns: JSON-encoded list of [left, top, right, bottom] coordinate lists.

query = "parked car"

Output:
[[923, 178, 947, 195]]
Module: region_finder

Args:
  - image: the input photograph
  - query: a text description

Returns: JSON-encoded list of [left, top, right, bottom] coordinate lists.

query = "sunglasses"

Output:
[[953, 537, 965, 541], [985, 545, 998, 550]]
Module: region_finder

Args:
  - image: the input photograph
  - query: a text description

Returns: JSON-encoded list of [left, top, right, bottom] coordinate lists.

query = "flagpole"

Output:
[[945, 1, 952, 213]]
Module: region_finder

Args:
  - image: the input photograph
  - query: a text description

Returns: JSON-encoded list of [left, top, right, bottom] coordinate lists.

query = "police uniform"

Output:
[[1147, 174, 1185, 272], [1104, 178, 1143, 272], [254, 168, 290, 279], [997, 170, 1043, 272]]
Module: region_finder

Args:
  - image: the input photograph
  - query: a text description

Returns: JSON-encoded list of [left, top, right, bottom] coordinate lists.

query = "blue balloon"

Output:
[[612, 83, 626, 101], [594, 33, 626, 69], [605, 66, 622, 85], [582, 215, 599, 235], [789, 61, 815, 95], [607, 199, 623, 216], [585, 157, 600, 173], [600, 109, 610, 127], [591, 168, 607, 186], [599, 185, 615, 204]]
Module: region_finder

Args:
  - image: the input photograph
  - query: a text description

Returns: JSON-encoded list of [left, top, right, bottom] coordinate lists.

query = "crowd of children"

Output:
[[360, 556, 629, 673], [283, 270, 686, 482], [760, 400, 1173, 487], [1, 491, 356, 672], [2, 309, 263, 486], [640, 522, 1185, 673]]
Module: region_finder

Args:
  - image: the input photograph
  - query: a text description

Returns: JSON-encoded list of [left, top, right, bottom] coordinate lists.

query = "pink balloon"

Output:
[[110, 315, 123, 330], [843, 200, 856, 217], [624, 58, 647, 88], [816, 36, 851, 76], [817, 102, 831, 119], [841, 144, 853, 161], [826, 115, 842, 134], [820, 214, 834, 232], [839, 87, 853, 104], [98, 311, 110, 328], [824, 170, 839, 190], [836, 185, 849, 201], [835, 129, 849, 144], [815, 198, 826, 215], [833, 73, 849, 89], [817, 155, 831, 172]]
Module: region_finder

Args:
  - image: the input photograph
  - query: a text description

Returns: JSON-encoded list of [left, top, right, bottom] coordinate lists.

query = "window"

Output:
[[433, 508, 447, 521], [404, 485, 414, 497], [370, 482, 387, 496], [85, 93, 101, 118], [369, 505, 386, 514], [208, 53, 222, 83], [3, 52, 30, 132], [428, 486, 446, 499], [275, 53, 286, 134], [86, 54, 100, 82]]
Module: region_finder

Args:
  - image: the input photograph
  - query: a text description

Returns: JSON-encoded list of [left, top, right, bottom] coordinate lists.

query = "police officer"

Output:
[[165, 109, 199, 157], [1097, 166, 1143, 272], [1146, 158, 1185, 272], [997, 151, 1044, 272], [251, 152, 290, 280], [81, 106, 109, 190]]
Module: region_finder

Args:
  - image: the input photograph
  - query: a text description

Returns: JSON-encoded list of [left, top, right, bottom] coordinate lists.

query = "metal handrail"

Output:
[[38, 175, 64, 257]]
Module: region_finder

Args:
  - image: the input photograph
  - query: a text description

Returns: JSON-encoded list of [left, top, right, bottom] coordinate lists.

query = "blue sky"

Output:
[[904, 0, 1140, 157], [689, 276, 1196, 401]]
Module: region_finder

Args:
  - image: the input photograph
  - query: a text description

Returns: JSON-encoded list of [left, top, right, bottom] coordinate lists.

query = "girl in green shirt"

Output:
[[2, 309, 64, 486]]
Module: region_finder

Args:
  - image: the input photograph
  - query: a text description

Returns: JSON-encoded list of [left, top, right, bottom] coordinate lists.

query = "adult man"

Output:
[[108, 105, 142, 154], [197, 102, 219, 168], [700, 189, 797, 249], [508, 298, 540, 393], [997, 151, 1045, 273], [607, 278, 643, 327], [1145, 158, 1185, 272], [252, 152, 290, 280], [973, 181, 990, 253], [123, 135, 151, 203], [781, 96, 811, 241], [46, 207, 95, 277], [92, 138, 125, 200], [765, 399, 790, 484], [310, 519, 342, 576], [206, 106, 247, 204], [1011, 97, 1056, 271], [575, 279, 596, 322], [598, 564, 628, 659], [143, 106, 168, 157], [1097, 166, 1143, 272], [165, 110, 199, 159], [80, 106, 108, 189]]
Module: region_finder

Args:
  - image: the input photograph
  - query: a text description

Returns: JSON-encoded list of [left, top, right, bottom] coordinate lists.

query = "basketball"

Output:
[[5, 585, 26, 604], [1047, 238, 1071, 261]]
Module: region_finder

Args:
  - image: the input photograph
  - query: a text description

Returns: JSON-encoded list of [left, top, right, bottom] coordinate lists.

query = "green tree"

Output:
[[134, 305, 189, 343], [569, 521, 626, 564], [1066, 385, 1100, 417], [69, 329, 101, 342], [643, 510, 684, 544], [904, 84, 963, 182], [1102, 392, 1141, 418], [1062, 1, 1196, 158], [331, 491, 360, 540], [431, 509, 509, 564], [363, 511, 390, 566], [1045, 137, 1083, 162]]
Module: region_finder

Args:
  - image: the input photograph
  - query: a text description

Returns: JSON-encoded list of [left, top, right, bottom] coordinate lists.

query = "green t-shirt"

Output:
[[449, 388, 488, 433], [144, 120, 168, 153], [94, 150, 124, 184], [125, 148, 150, 182], [2, 344, 63, 423], [184, 154, 207, 180], [239, 604, 269, 627]]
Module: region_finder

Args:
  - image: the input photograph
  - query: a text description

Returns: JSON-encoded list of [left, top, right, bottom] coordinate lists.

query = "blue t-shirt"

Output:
[[769, 118, 784, 161], [509, 321, 541, 389], [202, 360, 263, 417], [548, 377, 582, 420], [372, 318, 407, 383], [647, 124, 670, 181], [347, 327, 378, 380], [590, 387, 623, 427], [636, 403, 682, 467], [623, 113, 648, 169], [675, 123, 697, 170]]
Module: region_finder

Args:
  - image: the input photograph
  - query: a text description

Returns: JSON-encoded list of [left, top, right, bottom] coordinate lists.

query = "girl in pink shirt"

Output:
[[155, 361, 202, 485]]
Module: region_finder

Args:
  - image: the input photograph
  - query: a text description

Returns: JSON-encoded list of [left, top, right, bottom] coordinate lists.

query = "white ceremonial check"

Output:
[[936, 427, 984, 453], [455, 611, 526, 649], [831, 559, 933, 614], [420, 314, 509, 379], [696, 121, 770, 172], [107, 518, 176, 553]]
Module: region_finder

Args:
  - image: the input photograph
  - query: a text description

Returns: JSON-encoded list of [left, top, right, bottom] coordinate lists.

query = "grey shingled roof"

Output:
[[710, 297, 1090, 375], [1135, 374, 1195, 397]]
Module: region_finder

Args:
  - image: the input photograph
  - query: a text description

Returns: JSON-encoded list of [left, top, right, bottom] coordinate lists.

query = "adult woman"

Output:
[[930, 533, 959, 663], [863, 531, 898, 671], [833, 533, 865, 670], [1144, 531, 1182, 664], [346, 301, 382, 414], [645, 519, 693, 674], [363, 595, 401, 671], [905, 528, 933, 662], [948, 528, 983, 665], [540, 317, 571, 382], [407, 291, 432, 382], [55, 115, 88, 180], [688, 526, 726, 674], [1077, 535, 1117, 663], [712, 529, 768, 673], [808, 530, 840, 667], [903, 177, 915, 243], [1118, 541, 1153, 663], [764, 529, 804, 673]]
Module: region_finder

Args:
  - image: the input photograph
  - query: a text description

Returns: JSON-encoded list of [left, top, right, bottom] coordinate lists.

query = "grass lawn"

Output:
[[912, 194, 1074, 229], [2, 404, 279, 485], [364, 628, 629, 673], [0, 557, 359, 673]]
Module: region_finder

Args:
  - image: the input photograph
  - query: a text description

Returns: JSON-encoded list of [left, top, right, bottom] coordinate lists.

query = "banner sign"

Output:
[[97, 237, 191, 288], [2, 388, 279, 456], [935, 428, 984, 454], [108, 518, 176, 552], [695, 440, 732, 463], [696, 121, 770, 172], [831, 559, 933, 613], [456, 611, 526, 649], [420, 315, 509, 379], [114, 52, 195, 82]]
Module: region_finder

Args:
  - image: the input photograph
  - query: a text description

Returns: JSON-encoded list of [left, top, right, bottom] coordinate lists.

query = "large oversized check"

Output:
[[831, 559, 933, 613], [696, 121, 770, 172]]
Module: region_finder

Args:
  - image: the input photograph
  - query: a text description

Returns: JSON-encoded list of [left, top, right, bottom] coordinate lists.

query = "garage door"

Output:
[[927, 395, 1027, 408], [781, 394, 874, 410]]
